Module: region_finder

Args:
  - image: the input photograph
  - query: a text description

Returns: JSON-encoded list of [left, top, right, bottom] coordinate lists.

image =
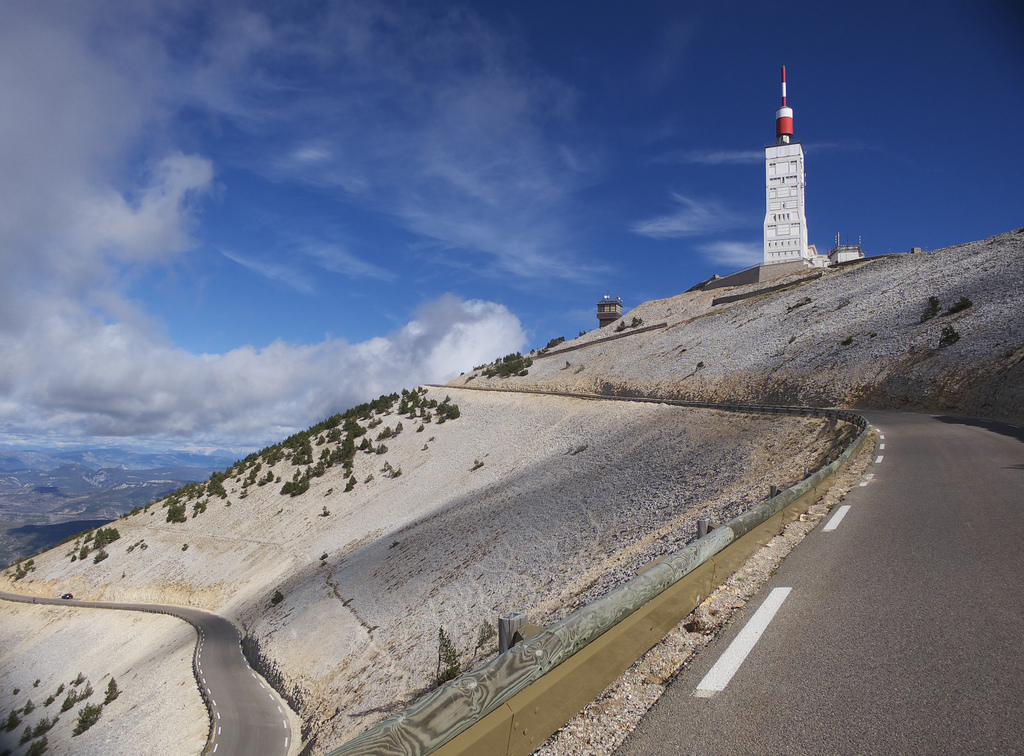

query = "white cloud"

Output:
[[654, 148, 764, 165], [70, 153, 214, 263], [302, 244, 397, 283], [0, 3, 548, 448], [697, 241, 763, 268], [0, 294, 525, 446], [632, 194, 745, 239], [220, 249, 315, 294], [221, 242, 398, 291], [211, 1, 593, 281]]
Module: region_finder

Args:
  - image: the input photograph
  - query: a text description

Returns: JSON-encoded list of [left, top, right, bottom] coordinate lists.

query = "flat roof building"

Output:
[[596, 295, 622, 328]]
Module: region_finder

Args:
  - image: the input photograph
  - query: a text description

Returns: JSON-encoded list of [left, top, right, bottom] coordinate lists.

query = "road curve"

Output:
[[0, 590, 292, 756], [615, 411, 1024, 755]]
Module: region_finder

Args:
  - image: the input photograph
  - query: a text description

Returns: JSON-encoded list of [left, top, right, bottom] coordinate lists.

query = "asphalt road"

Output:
[[616, 411, 1024, 755], [0, 590, 292, 756]]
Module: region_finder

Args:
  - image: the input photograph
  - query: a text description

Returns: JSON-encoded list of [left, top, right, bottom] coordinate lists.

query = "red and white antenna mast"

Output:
[[775, 65, 794, 144]]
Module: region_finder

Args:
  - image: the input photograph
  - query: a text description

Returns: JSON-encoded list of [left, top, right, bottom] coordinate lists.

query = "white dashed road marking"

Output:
[[879, 443, 885, 450], [875, 455, 884, 463], [694, 587, 792, 697], [823, 505, 851, 532]]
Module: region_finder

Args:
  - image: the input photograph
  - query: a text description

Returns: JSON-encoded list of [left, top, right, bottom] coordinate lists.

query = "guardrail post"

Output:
[[770, 484, 779, 498], [697, 519, 709, 539], [498, 612, 527, 654]]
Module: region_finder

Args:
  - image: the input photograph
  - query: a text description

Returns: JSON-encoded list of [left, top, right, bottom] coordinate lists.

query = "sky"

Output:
[[0, 0, 1021, 453]]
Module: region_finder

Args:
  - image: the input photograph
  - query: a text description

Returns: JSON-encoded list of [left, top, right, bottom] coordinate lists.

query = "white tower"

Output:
[[763, 66, 817, 266]]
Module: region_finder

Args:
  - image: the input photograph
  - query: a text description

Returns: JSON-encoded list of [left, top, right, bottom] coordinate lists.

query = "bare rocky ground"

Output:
[[0, 391, 839, 754], [452, 228, 1024, 426], [0, 602, 206, 756], [1, 229, 1020, 755], [532, 429, 877, 756]]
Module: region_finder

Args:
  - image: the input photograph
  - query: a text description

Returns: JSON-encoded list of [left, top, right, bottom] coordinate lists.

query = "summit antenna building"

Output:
[[763, 66, 826, 268]]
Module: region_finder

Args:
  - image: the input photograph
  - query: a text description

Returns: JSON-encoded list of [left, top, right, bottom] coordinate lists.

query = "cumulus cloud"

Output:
[[632, 194, 746, 239], [0, 3, 529, 448], [0, 294, 524, 446], [69, 153, 214, 263]]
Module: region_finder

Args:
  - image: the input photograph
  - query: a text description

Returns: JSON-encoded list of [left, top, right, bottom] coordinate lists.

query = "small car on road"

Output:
[[61, 593, 73, 599]]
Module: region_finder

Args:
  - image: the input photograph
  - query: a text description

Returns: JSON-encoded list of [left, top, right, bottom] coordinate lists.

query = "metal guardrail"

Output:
[[328, 390, 869, 756]]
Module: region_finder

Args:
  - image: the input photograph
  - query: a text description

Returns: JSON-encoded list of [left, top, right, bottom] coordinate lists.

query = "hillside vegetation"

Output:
[[2, 229, 1021, 755]]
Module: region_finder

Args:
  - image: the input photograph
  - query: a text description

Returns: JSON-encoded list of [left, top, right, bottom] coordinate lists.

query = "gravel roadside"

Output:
[[532, 429, 876, 756]]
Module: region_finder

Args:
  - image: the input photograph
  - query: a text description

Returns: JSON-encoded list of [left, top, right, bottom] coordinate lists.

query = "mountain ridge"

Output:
[[450, 228, 1024, 426]]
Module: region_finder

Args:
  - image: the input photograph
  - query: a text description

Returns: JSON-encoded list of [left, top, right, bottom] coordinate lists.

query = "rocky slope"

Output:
[[1, 390, 839, 754], [0, 601, 206, 756], [452, 228, 1024, 425]]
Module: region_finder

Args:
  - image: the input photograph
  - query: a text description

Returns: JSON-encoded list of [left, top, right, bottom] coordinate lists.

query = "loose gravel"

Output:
[[533, 430, 876, 756]]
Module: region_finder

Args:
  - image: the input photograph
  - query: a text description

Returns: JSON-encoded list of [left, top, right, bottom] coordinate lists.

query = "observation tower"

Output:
[[763, 66, 822, 266]]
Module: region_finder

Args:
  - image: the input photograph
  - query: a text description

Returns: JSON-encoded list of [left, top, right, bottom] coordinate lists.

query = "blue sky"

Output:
[[0, 0, 1020, 451]]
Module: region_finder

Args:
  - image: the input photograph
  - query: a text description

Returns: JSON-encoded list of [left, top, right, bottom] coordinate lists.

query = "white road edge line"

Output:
[[823, 505, 851, 532], [694, 587, 792, 697], [875, 455, 884, 463]]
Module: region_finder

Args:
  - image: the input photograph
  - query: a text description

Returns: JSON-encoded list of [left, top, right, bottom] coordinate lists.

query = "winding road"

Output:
[[5, 406, 1022, 755], [0, 590, 292, 756], [615, 411, 1024, 755]]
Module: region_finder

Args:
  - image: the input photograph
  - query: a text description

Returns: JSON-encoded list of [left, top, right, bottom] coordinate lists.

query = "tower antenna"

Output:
[[775, 65, 793, 145]]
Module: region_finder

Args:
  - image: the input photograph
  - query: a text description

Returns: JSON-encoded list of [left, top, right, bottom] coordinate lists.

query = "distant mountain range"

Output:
[[0, 446, 239, 473], [0, 445, 240, 567]]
